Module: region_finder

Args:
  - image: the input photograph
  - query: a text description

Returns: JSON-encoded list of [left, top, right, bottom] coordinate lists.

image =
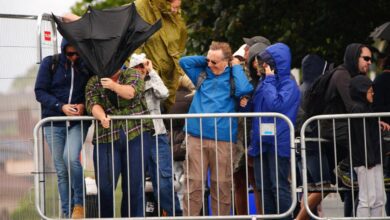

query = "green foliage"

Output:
[[71, 0, 390, 67], [71, 0, 133, 15]]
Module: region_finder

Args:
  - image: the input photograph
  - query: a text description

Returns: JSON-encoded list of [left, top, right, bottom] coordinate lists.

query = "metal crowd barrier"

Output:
[[33, 112, 297, 219], [300, 112, 390, 220]]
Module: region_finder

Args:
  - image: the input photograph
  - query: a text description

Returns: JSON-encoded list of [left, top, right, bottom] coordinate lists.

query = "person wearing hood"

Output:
[[240, 43, 300, 219], [134, 0, 187, 112], [349, 75, 388, 217], [34, 39, 92, 218], [295, 54, 333, 220], [321, 43, 372, 217]]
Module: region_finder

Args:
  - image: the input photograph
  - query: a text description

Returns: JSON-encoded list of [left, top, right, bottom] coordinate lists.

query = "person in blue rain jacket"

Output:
[[241, 43, 300, 219]]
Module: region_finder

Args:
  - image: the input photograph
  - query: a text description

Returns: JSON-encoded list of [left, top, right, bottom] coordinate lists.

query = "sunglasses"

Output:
[[361, 56, 372, 62], [66, 52, 79, 57], [205, 58, 218, 65]]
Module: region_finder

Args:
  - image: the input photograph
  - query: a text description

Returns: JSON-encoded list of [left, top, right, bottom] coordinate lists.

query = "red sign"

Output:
[[44, 31, 51, 41]]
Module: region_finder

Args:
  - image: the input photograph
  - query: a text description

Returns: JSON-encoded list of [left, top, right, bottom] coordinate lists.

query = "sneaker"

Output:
[[71, 204, 84, 219], [384, 175, 390, 186], [335, 163, 358, 188]]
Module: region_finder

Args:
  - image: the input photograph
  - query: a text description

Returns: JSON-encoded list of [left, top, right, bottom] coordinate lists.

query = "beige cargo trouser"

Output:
[[182, 135, 235, 216]]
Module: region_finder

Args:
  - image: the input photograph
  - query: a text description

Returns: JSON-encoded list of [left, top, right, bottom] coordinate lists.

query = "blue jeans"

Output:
[[93, 130, 151, 217], [298, 143, 332, 186], [253, 151, 292, 220], [148, 134, 182, 216], [44, 124, 88, 217]]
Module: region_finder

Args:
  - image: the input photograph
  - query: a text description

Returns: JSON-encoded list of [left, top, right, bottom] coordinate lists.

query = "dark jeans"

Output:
[[93, 130, 151, 217], [253, 151, 292, 220], [148, 134, 182, 215]]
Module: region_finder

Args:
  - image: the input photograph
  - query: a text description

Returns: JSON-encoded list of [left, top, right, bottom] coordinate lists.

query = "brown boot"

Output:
[[71, 204, 84, 219]]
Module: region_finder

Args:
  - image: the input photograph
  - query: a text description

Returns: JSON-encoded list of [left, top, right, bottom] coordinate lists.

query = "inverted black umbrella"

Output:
[[53, 3, 162, 77], [370, 21, 390, 40]]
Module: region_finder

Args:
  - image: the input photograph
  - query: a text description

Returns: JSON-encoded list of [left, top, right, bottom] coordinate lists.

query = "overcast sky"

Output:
[[1, 0, 78, 16]]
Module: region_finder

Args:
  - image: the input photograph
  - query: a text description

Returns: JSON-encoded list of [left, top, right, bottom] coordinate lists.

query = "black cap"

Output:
[[243, 36, 271, 47]]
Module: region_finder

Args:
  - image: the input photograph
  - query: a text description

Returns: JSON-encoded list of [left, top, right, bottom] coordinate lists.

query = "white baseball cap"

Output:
[[129, 53, 146, 68], [233, 44, 246, 59]]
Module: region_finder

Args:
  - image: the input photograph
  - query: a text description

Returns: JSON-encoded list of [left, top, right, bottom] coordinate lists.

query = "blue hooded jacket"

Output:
[[34, 39, 91, 126], [179, 56, 253, 142], [242, 43, 300, 157]]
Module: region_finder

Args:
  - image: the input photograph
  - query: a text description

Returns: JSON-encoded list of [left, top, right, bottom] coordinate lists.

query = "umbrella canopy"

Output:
[[53, 4, 162, 77], [370, 21, 390, 40]]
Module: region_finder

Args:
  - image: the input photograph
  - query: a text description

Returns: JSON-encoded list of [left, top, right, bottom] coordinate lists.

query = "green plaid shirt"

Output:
[[85, 68, 153, 143]]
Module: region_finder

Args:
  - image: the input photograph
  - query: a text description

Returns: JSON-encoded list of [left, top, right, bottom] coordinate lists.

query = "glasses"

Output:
[[361, 56, 372, 62], [66, 52, 79, 57], [205, 58, 220, 65]]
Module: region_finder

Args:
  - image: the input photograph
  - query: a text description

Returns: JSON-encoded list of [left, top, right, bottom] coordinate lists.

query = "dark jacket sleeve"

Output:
[[373, 75, 390, 112], [34, 56, 64, 113], [332, 70, 355, 113]]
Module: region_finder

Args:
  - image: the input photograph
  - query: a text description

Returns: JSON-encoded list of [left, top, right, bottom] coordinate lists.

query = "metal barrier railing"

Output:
[[300, 112, 390, 220], [33, 112, 297, 219]]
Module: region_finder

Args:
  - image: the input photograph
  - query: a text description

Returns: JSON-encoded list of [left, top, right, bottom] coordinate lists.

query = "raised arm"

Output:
[[179, 55, 208, 85]]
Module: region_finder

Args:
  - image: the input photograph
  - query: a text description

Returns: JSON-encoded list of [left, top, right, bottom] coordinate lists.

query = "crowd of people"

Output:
[[34, 1, 390, 219]]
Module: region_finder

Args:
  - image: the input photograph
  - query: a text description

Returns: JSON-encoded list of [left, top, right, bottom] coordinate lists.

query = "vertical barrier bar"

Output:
[[229, 117, 235, 215], [259, 116, 265, 215], [170, 118, 176, 216], [126, 119, 131, 217], [109, 119, 116, 217], [244, 117, 250, 215], [185, 118, 190, 216], [274, 117, 280, 214], [156, 133, 161, 216], [200, 118, 205, 216], [95, 122, 101, 217], [141, 119, 146, 217], [214, 118, 220, 215], [347, 118, 356, 217]]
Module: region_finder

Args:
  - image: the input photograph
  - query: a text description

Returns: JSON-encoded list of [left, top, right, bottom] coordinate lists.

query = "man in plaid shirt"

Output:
[[85, 67, 153, 217]]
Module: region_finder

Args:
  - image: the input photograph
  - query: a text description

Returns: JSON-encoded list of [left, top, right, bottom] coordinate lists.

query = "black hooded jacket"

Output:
[[324, 43, 365, 114], [300, 54, 328, 95], [321, 43, 367, 144], [349, 75, 380, 167]]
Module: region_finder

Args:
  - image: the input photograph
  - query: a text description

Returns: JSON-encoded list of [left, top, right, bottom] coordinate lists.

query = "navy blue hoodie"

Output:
[[34, 39, 91, 126], [242, 43, 301, 157]]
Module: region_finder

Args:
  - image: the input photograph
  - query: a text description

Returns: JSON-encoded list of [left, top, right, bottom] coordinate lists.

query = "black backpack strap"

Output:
[[195, 71, 207, 90], [50, 54, 60, 75], [229, 65, 235, 97]]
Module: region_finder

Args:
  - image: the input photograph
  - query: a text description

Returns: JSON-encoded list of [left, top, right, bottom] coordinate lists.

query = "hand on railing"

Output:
[[100, 115, 111, 129], [380, 120, 390, 131]]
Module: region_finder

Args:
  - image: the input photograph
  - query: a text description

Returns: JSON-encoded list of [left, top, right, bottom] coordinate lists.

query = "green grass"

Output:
[[10, 175, 125, 219], [10, 192, 40, 220]]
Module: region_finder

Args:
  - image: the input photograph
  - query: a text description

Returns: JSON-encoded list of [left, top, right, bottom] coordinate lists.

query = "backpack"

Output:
[[49, 54, 60, 75], [195, 67, 235, 97], [302, 66, 339, 119]]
